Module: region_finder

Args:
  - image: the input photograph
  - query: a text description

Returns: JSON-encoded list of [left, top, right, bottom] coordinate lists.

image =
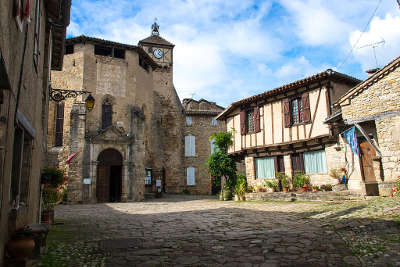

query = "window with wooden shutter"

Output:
[[240, 111, 246, 135], [283, 99, 291, 128], [54, 102, 64, 147], [187, 167, 195, 185], [302, 93, 311, 123], [254, 107, 260, 132], [102, 103, 112, 129], [185, 136, 195, 157]]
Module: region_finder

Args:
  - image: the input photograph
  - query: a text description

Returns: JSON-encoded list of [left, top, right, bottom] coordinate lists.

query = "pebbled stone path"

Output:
[[51, 195, 400, 266]]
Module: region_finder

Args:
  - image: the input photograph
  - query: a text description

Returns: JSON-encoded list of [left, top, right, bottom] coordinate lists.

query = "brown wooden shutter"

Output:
[[302, 93, 311, 123], [55, 102, 64, 146], [254, 107, 260, 132], [240, 111, 246, 135], [283, 99, 291, 128]]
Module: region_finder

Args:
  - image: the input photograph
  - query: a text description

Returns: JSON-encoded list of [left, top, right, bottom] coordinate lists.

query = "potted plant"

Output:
[[281, 177, 290, 192], [6, 225, 35, 260], [276, 172, 289, 192], [312, 185, 319, 192], [234, 173, 247, 201], [264, 179, 278, 192], [293, 173, 309, 192], [41, 168, 67, 224]]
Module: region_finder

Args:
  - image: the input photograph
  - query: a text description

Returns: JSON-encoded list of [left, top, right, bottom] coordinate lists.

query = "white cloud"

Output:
[[275, 56, 329, 84], [279, 0, 351, 46], [350, 13, 400, 70]]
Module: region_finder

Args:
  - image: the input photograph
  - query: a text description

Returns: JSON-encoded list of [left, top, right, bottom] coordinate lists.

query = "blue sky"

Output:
[[68, 0, 400, 107]]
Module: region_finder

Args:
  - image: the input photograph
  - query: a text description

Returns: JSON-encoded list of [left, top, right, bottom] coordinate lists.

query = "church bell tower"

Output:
[[138, 19, 175, 68]]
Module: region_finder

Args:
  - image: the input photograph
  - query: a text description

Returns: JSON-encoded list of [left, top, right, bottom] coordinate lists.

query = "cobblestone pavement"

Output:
[[46, 195, 400, 267]]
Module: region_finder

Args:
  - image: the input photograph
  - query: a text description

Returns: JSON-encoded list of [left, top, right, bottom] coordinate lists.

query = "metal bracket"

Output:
[[50, 88, 90, 102]]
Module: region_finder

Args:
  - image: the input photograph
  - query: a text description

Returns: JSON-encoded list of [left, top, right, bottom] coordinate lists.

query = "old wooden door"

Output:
[[359, 140, 379, 195], [359, 140, 376, 183], [291, 153, 304, 175], [97, 166, 110, 202]]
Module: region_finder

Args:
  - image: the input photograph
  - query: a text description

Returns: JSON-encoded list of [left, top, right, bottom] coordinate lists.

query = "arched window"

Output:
[[102, 98, 113, 129]]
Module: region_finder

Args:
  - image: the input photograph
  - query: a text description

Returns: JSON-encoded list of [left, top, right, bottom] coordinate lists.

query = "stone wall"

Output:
[[340, 63, 400, 194], [183, 99, 225, 194], [341, 68, 400, 121]]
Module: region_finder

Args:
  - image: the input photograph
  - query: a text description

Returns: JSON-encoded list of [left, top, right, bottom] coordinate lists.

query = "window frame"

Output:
[[246, 109, 255, 133], [211, 118, 218, 126], [255, 157, 276, 179], [290, 98, 304, 125], [186, 116, 192, 126], [101, 101, 113, 129], [10, 125, 33, 209], [186, 167, 195, 186], [185, 135, 196, 157], [54, 102, 64, 147]]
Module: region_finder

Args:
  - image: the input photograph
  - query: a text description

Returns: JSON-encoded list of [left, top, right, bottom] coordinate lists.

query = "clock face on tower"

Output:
[[153, 48, 163, 59]]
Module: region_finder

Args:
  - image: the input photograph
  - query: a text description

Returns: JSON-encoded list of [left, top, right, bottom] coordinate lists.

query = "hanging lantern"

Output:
[[85, 94, 95, 111]]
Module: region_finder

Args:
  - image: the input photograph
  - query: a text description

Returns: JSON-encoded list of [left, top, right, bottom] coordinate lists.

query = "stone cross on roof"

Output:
[[151, 18, 160, 36]]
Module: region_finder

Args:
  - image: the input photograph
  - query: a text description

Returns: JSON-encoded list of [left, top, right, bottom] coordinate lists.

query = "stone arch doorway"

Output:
[[97, 148, 123, 202]]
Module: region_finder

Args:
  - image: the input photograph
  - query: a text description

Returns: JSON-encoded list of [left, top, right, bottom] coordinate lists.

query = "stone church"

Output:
[[47, 23, 224, 202]]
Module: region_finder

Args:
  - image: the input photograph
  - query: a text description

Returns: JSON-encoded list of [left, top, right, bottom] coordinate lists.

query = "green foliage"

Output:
[[293, 173, 310, 187], [234, 173, 247, 197], [42, 168, 64, 187], [206, 132, 236, 189], [209, 132, 233, 153], [264, 179, 278, 189], [277, 172, 290, 188]]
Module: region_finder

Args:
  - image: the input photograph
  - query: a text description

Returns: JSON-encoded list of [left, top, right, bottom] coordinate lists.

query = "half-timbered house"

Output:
[[216, 70, 360, 188]]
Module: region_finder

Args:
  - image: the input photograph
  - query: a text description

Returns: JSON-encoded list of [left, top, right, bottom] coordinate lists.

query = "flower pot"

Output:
[[312, 188, 318, 192], [282, 187, 289, 192], [223, 189, 232, 201], [300, 186, 307, 192], [41, 209, 54, 224], [219, 191, 224, 201], [234, 194, 240, 201], [6, 236, 35, 260], [239, 195, 246, 201]]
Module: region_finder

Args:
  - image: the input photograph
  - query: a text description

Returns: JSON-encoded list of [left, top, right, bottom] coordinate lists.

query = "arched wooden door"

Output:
[[97, 149, 123, 202]]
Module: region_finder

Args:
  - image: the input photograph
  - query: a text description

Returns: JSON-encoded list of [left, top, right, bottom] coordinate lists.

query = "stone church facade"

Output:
[[47, 25, 224, 202]]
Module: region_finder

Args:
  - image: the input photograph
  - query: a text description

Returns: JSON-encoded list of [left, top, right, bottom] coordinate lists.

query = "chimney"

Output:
[[366, 68, 380, 77]]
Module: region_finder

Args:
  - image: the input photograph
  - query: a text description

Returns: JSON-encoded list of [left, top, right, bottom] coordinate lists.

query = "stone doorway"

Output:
[[97, 149, 123, 202]]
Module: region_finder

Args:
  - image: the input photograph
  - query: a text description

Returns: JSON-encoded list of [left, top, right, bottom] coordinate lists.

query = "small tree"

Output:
[[206, 132, 236, 189]]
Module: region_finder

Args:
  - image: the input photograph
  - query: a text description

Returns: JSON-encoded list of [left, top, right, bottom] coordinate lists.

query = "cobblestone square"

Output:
[[42, 195, 400, 267]]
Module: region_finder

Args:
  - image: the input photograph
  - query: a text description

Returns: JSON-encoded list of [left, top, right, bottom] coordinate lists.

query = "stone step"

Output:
[[245, 191, 366, 202]]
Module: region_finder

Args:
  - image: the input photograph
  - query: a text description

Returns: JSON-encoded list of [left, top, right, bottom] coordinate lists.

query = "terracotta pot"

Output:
[[312, 188, 318, 192], [234, 194, 240, 201], [41, 209, 54, 224], [300, 186, 307, 192], [6, 236, 35, 260], [282, 187, 289, 192]]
